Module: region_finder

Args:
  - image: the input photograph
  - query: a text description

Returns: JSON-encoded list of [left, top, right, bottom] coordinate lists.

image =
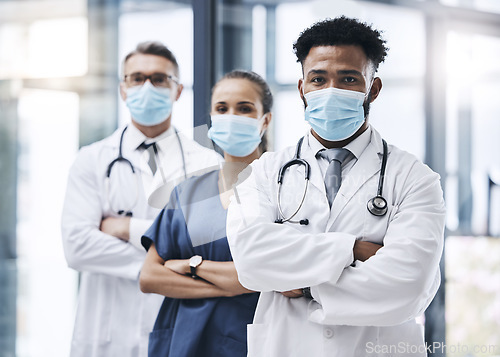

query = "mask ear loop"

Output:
[[258, 114, 268, 139], [365, 78, 375, 99], [300, 81, 309, 109]]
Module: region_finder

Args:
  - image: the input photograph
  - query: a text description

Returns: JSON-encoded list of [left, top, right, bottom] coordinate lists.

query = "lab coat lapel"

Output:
[[327, 133, 385, 231]]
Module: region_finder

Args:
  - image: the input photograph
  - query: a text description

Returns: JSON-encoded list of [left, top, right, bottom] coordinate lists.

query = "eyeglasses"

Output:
[[123, 72, 179, 88]]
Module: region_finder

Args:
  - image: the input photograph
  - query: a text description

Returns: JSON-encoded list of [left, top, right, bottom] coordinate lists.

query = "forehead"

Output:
[[124, 53, 176, 74], [303, 45, 372, 75], [212, 78, 261, 103]]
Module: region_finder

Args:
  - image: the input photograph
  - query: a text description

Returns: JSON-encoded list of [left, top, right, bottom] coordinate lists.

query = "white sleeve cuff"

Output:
[[129, 218, 154, 251]]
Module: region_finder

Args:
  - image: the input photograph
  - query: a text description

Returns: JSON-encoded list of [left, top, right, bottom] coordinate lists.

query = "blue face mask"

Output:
[[126, 81, 173, 126], [207, 114, 264, 157], [304, 87, 367, 141]]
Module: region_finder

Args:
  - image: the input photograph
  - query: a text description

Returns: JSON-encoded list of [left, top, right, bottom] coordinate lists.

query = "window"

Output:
[[446, 32, 500, 235]]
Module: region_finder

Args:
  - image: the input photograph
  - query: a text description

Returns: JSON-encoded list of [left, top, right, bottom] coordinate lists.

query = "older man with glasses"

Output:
[[61, 41, 221, 357]]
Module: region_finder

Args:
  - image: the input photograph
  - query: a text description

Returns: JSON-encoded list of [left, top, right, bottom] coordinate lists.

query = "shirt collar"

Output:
[[126, 124, 174, 150], [307, 125, 372, 160], [344, 126, 371, 160], [307, 129, 325, 156]]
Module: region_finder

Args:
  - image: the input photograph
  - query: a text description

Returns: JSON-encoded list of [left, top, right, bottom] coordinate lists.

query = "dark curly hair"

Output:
[[293, 16, 388, 73]]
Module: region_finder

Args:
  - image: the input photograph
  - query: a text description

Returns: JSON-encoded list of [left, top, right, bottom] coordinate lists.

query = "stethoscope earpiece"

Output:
[[367, 195, 388, 216], [117, 210, 133, 217]]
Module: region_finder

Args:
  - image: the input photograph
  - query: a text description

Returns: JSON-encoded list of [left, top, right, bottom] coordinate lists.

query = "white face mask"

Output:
[[126, 82, 173, 126], [303, 86, 370, 141], [207, 114, 266, 157]]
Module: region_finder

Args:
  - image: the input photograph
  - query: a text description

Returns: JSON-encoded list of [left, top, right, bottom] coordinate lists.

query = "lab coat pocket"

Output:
[[247, 323, 269, 357], [148, 328, 173, 356]]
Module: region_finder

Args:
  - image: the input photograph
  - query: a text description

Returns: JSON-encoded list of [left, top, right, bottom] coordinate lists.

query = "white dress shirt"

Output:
[[310, 126, 371, 180]]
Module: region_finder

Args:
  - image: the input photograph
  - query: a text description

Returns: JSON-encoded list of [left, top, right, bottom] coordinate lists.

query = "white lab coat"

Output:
[[226, 127, 445, 357], [62, 124, 221, 357]]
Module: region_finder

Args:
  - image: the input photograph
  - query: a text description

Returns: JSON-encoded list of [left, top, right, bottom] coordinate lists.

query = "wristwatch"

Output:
[[189, 255, 203, 278]]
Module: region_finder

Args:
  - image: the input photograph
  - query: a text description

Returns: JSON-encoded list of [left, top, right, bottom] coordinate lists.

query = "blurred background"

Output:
[[1, 0, 500, 356]]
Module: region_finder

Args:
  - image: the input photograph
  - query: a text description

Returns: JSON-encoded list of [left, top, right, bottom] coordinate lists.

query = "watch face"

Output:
[[190, 255, 202, 268]]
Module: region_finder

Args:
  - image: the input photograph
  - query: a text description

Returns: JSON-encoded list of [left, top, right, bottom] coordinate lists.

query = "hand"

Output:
[[353, 240, 383, 262], [164, 259, 190, 275], [100, 216, 131, 241], [281, 289, 304, 298]]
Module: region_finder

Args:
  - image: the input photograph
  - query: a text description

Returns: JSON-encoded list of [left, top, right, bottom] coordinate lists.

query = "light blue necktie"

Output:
[[317, 148, 350, 207]]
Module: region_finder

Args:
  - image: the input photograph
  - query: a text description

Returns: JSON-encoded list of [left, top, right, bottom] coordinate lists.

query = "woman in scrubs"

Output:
[[140, 70, 272, 357]]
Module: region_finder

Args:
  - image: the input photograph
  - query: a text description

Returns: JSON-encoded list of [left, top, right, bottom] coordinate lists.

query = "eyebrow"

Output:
[[306, 69, 328, 77], [306, 69, 364, 77], [337, 69, 363, 76], [214, 101, 256, 106]]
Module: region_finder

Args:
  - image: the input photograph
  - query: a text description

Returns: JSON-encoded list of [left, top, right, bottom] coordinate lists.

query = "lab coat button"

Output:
[[323, 328, 334, 339]]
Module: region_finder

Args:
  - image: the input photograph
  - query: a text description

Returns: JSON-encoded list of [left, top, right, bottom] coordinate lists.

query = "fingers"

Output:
[[281, 289, 304, 298]]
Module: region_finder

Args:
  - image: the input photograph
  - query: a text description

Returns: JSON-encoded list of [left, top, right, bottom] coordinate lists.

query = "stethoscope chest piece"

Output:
[[367, 195, 388, 216]]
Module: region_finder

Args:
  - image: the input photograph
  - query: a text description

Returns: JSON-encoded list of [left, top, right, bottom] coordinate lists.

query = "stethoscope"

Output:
[[105, 125, 187, 216], [275, 137, 388, 225]]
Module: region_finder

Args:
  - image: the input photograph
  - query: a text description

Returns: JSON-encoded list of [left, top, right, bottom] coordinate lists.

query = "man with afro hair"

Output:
[[227, 16, 445, 356]]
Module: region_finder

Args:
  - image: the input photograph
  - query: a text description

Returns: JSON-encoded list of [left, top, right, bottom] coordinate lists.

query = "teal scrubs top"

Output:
[[142, 170, 259, 357]]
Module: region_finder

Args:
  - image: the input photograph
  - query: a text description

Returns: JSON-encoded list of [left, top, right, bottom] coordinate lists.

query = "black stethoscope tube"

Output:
[[106, 126, 136, 177], [366, 139, 388, 216], [106, 125, 187, 217], [275, 136, 389, 225]]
